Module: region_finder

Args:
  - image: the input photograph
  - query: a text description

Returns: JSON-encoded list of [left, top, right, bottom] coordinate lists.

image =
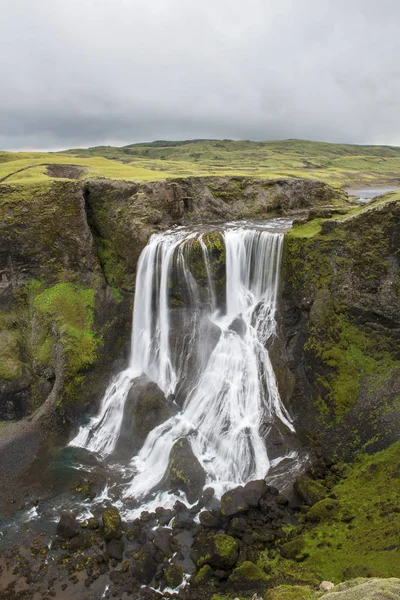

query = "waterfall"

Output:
[[70, 222, 294, 502]]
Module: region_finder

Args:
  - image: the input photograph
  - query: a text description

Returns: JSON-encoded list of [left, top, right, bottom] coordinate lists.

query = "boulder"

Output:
[[153, 527, 174, 555], [227, 561, 268, 590], [57, 512, 79, 539], [164, 438, 206, 504], [199, 510, 221, 528], [102, 507, 122, 541], [280, 536, 308, 561], [131, 542, 159, 584], [228, 315, 247, 338], [220, 486, 249, 516], [192, 533, 238, 570], [164, 564, 184, 588], [242, 479, 268, 506], [306, 498, 339, 523], [114, 375, 173, 457], [106, 539, 124, 561]]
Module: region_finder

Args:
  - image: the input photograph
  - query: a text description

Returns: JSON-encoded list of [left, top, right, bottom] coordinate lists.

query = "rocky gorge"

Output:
[[0, 173, 399, 600]]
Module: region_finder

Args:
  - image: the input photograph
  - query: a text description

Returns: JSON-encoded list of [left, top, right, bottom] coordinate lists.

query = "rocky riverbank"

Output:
[[1, 439, 399, 599]]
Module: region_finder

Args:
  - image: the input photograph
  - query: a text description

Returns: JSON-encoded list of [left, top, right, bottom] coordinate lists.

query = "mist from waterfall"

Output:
[[70, 221, 295, 503]]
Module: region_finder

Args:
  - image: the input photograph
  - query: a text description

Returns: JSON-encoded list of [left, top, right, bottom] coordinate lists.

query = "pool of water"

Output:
[[346, 186, 400, 203]]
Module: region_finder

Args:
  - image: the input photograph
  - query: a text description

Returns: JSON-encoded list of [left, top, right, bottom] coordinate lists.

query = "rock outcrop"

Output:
[[272, 194, 400, 459]]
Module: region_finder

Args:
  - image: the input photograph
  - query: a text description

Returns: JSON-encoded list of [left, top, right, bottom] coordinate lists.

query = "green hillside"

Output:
[[0, 139, 399, 186]]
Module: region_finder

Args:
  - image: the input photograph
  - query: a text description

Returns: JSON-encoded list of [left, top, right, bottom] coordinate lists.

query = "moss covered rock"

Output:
[[294, 476, 328, 507], [306, 498, 340, 523], [165, 563, 184, 588], [192, 533, 239, 570], [102, 507, 122, 541], [164, 438, 206, 503], [228, 561, 269, 589], [278, 195, 400, 459], [280, 536, 308, 561]]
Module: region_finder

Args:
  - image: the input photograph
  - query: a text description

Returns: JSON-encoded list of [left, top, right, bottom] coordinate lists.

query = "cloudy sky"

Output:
[[1, 0, 399, 150]]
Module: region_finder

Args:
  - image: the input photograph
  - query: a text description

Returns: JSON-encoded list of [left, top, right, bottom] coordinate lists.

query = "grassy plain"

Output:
[[1, 139, 400, 186]]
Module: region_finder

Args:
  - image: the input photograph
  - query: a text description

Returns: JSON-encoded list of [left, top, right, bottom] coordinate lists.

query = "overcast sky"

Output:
[[1, 0, 400, 150]]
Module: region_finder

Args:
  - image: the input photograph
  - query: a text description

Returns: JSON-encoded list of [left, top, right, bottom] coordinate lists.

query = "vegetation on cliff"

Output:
[[280, 192, 400, 457]]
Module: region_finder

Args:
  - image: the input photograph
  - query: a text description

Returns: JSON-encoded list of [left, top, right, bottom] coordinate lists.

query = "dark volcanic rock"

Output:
[[191, 533, 239, 570], [106, 538, 124, 561], [164, 438, 206, 504], [220, 486, 249, 516], [242, 479, 268, 506], [57, 512, 80, 539], [114, 375, 173, 457], [132, 541, 159, 584], [199, 511, 221, 528]]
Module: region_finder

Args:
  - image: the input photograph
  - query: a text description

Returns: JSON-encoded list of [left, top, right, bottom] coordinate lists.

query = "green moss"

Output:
[[229, 561, 269, 583], [265, 585, 318, 600], [214, 534, 238, 558], [194, 564, 214, 584], [266, 442, 400, 586], [32, 282, 99, 373], [0, 330, 24, 380], [102, 507, 122, 541], [165, 563, 183, 588], [306, 499, 340, 523]]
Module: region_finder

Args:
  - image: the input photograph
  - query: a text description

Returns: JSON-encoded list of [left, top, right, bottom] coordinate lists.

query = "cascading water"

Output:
[[70, 221, 296, 506]]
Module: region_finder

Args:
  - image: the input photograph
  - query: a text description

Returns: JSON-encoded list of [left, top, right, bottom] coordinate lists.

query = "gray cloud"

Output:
[[1, 0, 400, 150]]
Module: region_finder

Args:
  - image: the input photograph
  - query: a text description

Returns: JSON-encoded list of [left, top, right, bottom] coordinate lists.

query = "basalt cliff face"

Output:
[[273, 196, 400, 458]]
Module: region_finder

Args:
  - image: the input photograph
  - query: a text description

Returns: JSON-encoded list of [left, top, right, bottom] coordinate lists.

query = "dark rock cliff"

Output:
[[272, 194, 400, 459]]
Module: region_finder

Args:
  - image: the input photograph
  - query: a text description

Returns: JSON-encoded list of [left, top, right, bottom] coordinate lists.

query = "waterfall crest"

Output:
[[70, 222, 294, 503]]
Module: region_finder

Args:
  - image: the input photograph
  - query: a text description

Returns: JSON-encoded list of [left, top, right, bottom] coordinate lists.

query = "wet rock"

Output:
[[106, 539, 124, 561], [115, 375, 173, 457], [86, 517, 100, 530], [199, 511, 221, 528], [242, 479, 268, 506], [153, 528, 175, 555], [192, 533, 239, 570], [220, 486, 249, 516], [165, 438, 206, 504], [294, 475, 328, 506], [228, 315, 247, 338], [102, 507, 122, 541], [155, 507, 175, 526], [229, 516, 248, 534], [164, 563, 184, 588], [131, 542, 159, 584], [57, 512, 79, 539]]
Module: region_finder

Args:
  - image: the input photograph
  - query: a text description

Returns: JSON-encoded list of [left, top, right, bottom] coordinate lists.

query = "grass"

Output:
[[1, 139, 400, 186]]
